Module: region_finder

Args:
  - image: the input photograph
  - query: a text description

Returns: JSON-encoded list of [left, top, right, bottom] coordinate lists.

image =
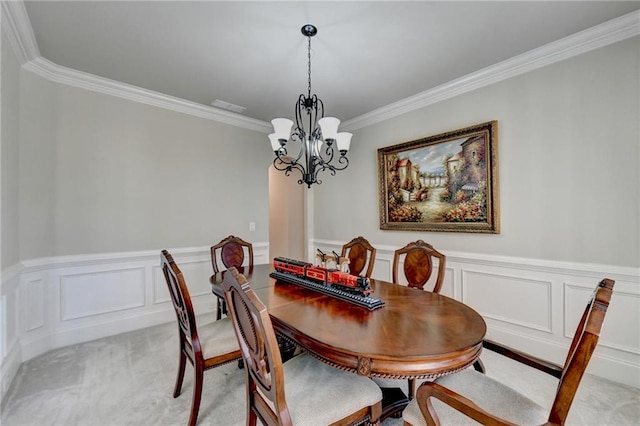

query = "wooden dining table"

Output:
[[211, 263, 486, 419]]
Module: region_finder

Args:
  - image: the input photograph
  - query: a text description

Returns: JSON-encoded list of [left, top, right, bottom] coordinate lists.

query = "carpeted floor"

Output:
[[2, 320, 639, 425]]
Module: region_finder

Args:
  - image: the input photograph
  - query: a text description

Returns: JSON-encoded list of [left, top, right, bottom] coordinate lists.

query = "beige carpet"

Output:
[[2, 320, 639, 425]]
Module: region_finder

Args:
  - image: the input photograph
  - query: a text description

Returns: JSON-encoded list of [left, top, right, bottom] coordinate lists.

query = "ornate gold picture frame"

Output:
[[378, 121, 499, 233]]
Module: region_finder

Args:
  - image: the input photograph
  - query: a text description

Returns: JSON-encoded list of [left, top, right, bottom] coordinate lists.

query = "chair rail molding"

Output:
[[312, 238, 640, 389], [0, 242, 269, 401]]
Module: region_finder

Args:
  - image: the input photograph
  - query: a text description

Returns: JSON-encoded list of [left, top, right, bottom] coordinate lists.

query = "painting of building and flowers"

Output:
[[378, 121, 499, 233]]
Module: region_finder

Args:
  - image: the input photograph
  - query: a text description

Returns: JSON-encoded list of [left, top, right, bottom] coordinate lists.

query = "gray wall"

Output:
[[1, 30, 21, 269], [313, 37, 640, 268], [5, 54, 270, 261], [4, 34, 639, 267], [49, 85, 269, 256], [17, 66, 57, 260]]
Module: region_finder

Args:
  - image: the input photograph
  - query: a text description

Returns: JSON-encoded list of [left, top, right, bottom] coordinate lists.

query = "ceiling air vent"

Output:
[[211, 99, 246, 114]]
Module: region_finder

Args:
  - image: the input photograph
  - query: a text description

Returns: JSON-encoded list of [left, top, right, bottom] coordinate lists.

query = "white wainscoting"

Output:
[[312, 239, 640, 389], [0, 244, 269, 401], [1, 264, 22, 399], [2, 240, 639, 402]]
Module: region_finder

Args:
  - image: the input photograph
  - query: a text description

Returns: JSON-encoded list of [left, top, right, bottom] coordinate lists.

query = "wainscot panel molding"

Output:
[[0, 243, 269, 402], [462, 271, 553, 334], [312, 239, 640, 389], [1, 265, 22, 400]]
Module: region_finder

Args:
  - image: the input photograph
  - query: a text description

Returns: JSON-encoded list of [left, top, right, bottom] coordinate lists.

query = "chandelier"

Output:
[[268, 24, 351, 188]]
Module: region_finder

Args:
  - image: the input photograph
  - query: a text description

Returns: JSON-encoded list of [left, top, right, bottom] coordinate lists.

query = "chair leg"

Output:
[[173, 351, 186, 398], [473, 358, 486, 373], [216, 298, 228, 320], [247, 381, 258, 426], [216, 298, 222, 320], [188, 366, 204, 426], [248, 409, 258, 426], [408, 378, 416, 400]]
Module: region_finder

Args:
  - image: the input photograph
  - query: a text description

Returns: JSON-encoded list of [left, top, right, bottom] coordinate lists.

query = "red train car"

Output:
[[273, 257, 306, 276], [273, 257, 372, 296]]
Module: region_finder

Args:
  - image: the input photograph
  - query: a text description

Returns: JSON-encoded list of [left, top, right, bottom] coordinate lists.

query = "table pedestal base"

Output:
[[380, 387, 410, 421], [276, 333, 296, 362]]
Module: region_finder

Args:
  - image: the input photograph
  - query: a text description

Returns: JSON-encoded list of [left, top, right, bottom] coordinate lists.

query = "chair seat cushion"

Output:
[[403, 368, 548, 425], [198, 317, 240, 359], [281, 353, 382, 426]]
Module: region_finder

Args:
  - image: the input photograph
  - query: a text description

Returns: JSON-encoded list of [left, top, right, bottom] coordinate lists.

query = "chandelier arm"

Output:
[[319, 156, 348, 176], [295, 95, 306, 130], [274, 145, 289, 159], [287, 164, 306, 177], [274, 143, 304, 167], [315, 96, 324, 124], [315, 143, 335, 165], [331, 155, 349, 171], [273, 157, 305, 176], [311, 164, 335, 185], [308, 96, 316, 139], [315, 152, 349, 174]]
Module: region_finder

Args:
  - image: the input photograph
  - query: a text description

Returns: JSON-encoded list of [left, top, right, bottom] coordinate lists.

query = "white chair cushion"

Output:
[[197, 317, 240, 359], [403, 368, 548, 425], [280, 353, 383, 426]]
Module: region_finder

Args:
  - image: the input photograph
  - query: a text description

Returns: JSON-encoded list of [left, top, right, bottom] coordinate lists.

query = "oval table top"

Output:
[[213, 264, 486, 380]]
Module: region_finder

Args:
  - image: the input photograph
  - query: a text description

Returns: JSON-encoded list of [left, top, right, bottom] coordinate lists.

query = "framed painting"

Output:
[[378, 120, 499, 233]]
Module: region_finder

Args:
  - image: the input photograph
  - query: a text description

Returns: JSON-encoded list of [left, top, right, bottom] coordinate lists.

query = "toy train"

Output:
[[273, 257, 373, 296]]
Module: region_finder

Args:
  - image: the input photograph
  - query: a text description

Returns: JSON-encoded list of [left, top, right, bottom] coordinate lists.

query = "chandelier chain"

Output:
[[307, 35, 312, 98]]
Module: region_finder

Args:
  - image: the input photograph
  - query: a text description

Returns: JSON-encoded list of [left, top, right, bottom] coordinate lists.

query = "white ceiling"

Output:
[[18, 1, 640, 125]]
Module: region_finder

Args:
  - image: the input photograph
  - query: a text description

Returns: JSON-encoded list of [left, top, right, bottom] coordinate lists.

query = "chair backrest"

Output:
[[549, 278, 614, 424], [211, 235, 254, 274], [341, 236, 377, 278], [392, 240, 446, 292], [161, 250, 201, 356], [222, 267, 290, 425]]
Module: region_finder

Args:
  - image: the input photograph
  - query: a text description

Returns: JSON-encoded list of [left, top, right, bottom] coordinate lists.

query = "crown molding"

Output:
[[1, 0, 39, 65], [3, 0, 638, 133], [341, 10, 640, 131], [2, 1, 271, 133], [23, 57, 272, 132]]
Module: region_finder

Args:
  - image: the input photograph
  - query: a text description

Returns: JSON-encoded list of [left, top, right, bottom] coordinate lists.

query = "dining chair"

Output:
[[161, 250, 242, 426], [392, 240, 446, 293], [389, 240, 446, 399], [210, 235, 254, 320], [222, 266, 383, 426], [403, 278, 615, 426], [341, 236, 377, 278]]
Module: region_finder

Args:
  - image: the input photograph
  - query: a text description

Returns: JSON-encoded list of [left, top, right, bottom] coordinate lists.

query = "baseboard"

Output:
[[1, 337, 21, 403], [488, 325, 640, 389], [19, 307, 180, 362]]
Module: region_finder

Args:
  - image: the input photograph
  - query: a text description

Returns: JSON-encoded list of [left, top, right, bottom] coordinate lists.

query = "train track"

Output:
[[269, 271, 385, 311]]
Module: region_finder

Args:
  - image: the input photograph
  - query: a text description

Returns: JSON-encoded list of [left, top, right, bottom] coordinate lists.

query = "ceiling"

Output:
[[20, 1, 640, 125]]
